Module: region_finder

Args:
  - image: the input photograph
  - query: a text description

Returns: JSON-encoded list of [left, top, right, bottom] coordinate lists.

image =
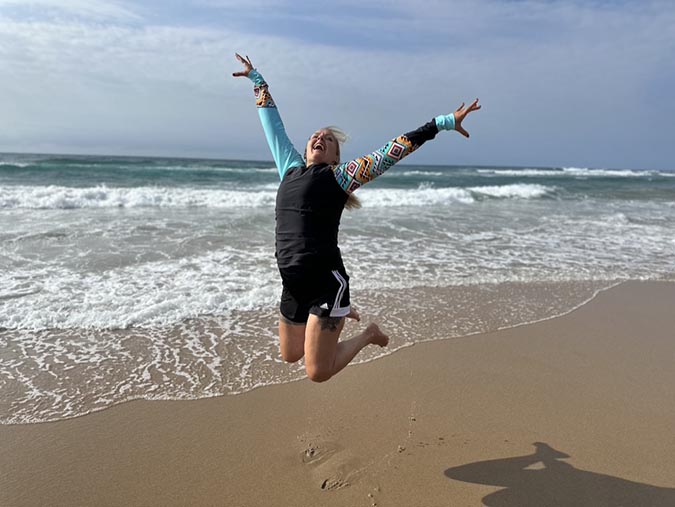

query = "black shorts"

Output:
[[279, 267, 351, 324]]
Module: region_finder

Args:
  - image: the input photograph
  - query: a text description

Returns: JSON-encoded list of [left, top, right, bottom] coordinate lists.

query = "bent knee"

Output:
[[281, 350, 304, 363], [305, 364, 333, 383]]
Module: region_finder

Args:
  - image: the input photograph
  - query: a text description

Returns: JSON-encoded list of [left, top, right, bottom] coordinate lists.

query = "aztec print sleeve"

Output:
[[333, 115, 456, 194], [247, 69, 304, 180]]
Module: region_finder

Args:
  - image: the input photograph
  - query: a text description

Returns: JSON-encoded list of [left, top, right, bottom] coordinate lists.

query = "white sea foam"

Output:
[[358, 185, 475, 206], [477, 168, 563, 177], [0, 185, 278, 209], [478, 167, 671, 178], [468, 183, 554, 199], [359, 183, 554, 207], [0, 249, 280, 331], [0, 161, 32, 167], [0, 183, 557, 210], [6, 199, 672, 333], [396, 170, 446, 177], [561, 167, 653, 177], [0, 280, 639, 424]]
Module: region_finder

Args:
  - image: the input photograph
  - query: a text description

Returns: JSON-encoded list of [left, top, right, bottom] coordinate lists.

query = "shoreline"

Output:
[[2, 280, 675, 506], [3, 279, 621, 425]]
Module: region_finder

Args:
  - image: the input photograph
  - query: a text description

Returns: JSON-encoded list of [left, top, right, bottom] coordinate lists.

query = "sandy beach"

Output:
[[1, 280, 675, 506]]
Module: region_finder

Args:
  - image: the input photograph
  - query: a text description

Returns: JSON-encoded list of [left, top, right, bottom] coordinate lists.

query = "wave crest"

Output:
[[478, 167, 673, 178], [468, 184, 554, 199], [359, 183, 554, 207], [0, 185, 278, 209], [0, 183, 557, 209]]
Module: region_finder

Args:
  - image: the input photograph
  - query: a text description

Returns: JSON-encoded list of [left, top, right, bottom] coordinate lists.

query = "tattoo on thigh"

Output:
[[320, 316, 342, 332]]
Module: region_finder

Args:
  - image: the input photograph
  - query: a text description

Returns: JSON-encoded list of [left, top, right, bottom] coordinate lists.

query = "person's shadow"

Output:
[[445, 442, 675, 506]]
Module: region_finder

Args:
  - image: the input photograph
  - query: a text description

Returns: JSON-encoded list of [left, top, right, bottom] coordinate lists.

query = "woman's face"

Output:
[[305, 129, 339, 166]]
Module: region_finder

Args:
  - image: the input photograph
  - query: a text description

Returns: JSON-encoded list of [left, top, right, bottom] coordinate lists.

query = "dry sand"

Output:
[[1, 281, 674, 506]]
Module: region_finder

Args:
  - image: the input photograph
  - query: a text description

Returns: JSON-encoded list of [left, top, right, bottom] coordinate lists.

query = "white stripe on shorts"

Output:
[[330, 270, 350, 318]]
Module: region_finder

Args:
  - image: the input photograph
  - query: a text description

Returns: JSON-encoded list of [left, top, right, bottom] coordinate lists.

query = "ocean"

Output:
[[1, 153, 674, 424]]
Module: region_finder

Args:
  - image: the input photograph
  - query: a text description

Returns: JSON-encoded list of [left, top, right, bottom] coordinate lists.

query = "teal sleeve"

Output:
[[247, 70, 304, 179], [434, 113, 456, 131]]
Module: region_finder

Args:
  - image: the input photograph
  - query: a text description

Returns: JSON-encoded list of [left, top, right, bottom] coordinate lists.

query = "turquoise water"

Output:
[[1, 153, 674, 197]]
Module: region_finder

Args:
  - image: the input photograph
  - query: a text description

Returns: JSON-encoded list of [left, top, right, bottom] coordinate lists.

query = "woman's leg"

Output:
[[303, 315, 389, 382], [279, 315, 306, 363]]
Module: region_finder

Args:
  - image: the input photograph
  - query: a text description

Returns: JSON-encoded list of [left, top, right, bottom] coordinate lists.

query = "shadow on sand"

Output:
[[445, 442, 675, 506]]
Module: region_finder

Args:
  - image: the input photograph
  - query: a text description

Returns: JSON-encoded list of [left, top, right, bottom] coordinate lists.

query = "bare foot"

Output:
[[365, 323, 389, 347], [346, 307, 361, 321]]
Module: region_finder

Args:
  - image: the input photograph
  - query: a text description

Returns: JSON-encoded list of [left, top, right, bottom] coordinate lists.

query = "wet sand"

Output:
[[1, 281, 674, 506]]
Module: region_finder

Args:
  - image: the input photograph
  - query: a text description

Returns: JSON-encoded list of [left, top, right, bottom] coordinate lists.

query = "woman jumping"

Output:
[[233, 53, 480, 382]]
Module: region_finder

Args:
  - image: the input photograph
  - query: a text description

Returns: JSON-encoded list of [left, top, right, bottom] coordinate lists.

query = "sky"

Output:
[[0, 0, 674, 169]]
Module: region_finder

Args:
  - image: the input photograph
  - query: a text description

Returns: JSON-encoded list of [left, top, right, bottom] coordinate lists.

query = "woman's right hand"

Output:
[[232, 53, 254, 78]]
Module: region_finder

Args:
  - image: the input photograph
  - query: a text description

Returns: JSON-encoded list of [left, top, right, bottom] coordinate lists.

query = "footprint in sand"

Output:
[[315, 457, 362, 491], [320, 475, 348, 491], [300, 439, 363, 491], [301, 441, 340, 464]]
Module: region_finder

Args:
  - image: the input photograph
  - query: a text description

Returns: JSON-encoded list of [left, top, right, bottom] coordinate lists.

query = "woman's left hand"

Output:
[[453, 99, 481, 138]]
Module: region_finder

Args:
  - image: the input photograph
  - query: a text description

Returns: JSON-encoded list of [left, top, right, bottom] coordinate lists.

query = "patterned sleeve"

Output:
[[247, 69, 304, 180], [333, 116, 455, 194]]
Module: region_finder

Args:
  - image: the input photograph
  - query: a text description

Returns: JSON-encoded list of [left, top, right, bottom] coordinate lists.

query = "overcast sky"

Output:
[[1, 0, 674, 169]]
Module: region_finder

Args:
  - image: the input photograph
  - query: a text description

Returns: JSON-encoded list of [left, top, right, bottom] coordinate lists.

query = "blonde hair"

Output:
[[323, 126, 361, 210]]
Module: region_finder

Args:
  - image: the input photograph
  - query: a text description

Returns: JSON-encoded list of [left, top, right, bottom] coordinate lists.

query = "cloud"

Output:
[[0, 0, 673, 168], [0, 0, 141, 22]]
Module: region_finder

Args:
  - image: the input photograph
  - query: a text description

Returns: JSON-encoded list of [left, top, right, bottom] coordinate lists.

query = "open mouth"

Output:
[[312, 142, 325, 152]]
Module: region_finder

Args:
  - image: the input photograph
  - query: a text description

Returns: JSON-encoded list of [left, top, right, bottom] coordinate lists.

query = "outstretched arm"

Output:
[[233, 54, 304, 180], [333, 100, 481, 194]]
